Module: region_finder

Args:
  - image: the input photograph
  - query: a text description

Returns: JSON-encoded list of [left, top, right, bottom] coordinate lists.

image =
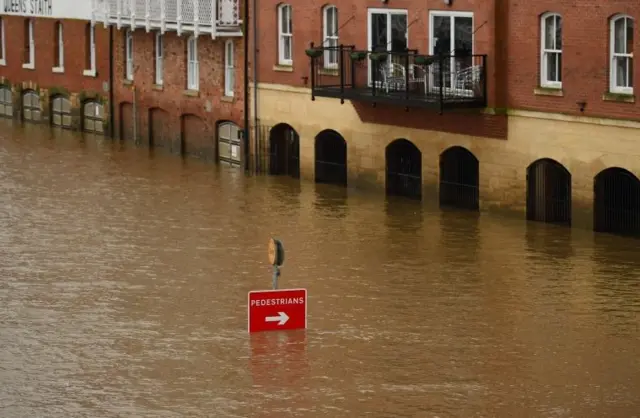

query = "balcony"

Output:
[[308, 45, 487, 112], [91, 0, 242, 37]]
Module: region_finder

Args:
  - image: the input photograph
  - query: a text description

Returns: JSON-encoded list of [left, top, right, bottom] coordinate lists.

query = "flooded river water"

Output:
[[0, 121, 639, 418]]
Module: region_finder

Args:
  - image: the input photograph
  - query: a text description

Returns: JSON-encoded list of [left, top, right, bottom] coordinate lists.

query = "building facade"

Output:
[[0, 0, 111, 133], [249, 0, 640, 236], [92, 0, 245, 165]]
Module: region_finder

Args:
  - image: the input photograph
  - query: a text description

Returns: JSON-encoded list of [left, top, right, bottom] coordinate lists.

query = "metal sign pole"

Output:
[[272, 265, 280, 290]]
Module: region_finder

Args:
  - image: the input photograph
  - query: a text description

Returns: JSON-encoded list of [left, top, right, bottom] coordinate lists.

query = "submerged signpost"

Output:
[[247, 238, 308, 333]]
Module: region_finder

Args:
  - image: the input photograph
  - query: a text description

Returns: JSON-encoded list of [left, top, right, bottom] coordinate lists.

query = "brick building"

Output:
[[92, 0, 245, 166], [0, 0, 111, 133], [249, 0, 640, 236]]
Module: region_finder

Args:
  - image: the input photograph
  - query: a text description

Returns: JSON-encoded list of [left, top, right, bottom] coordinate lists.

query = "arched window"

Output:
[[22, 91, 41, 121], [540, 13, 562, 88], [51, 96, 72, 128], [610, 15, 634, 94], [277, 4, 293, 65], [83, 101, 104, 133], [322, 5, 338, 68]]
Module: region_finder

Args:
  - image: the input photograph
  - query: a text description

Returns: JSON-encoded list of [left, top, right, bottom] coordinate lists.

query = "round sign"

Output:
[[268, 238, 285, 266]]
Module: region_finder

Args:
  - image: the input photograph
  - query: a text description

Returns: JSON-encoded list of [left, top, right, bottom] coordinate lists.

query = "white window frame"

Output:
[[609, 15, 634, 95], [427, 10, 474, 94], [367, 8, 409, 86], [23, 19, 35, 69], [0, 17, 5, 66], [277, 4, 293, 66], [155, 32, 163, 85], [83, 24, 96, 77], [322, 5, 338, 69], [53, 22, 64, 72], [187, 36, 199, 91], [125, 29, 133, 80], [540, 12, 562, 88], [224, 40, 235, 96]]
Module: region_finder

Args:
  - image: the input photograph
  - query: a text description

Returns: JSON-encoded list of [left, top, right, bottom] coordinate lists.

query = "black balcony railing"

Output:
[[308, 44, 487, 112]]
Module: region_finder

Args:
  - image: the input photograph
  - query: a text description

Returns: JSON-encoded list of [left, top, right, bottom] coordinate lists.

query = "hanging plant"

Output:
[[369, 52, 388, 61], [350, 51, 367, 61], [414, 56, 436, 65], [305, 48, 323, 58]]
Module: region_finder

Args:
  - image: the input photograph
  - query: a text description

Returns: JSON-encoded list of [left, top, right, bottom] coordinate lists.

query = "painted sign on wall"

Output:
[[1, 0, 92, 19]]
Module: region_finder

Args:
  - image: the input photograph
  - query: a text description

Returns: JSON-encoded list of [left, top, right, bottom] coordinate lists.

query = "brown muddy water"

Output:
[[0, 121, 639, 418]]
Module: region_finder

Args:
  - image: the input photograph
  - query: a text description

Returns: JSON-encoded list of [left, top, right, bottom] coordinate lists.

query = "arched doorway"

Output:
[[83, 101, 105, 134], [385, 139, 422, 200], [269, 123, 300, 178], [217, 121, 242, 167], [181, 114, 210, 158], [315, 129, 347, 186], [51, 95, 72, 128], [22, 90, 42, 122], [119, 102, 133, 141], [149, 107, 171, 150], [0, 87, 12, 118], [594, 167, 640, 236], [439, 146, 479, 210], [526, 158, 571, 225]]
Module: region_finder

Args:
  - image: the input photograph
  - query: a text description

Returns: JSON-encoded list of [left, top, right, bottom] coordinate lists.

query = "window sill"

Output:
[[22, 63, 35, 70], [273, 64, 293, 72], [0, 59, 6, 66], [534, 86, 563, 97], [318, 68, 339, 76], [123, 79, 133, 85], [83, 69, 97, 77], [602, 92, 635, 103], [152, 84, 164, 91], [52, 66, 65, 73], [221, 95, 234, 102], [184, 89, 199, 97]]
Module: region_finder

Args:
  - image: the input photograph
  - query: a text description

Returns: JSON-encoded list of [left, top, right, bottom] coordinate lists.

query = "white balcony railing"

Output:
[[91, 0, 242, 38]]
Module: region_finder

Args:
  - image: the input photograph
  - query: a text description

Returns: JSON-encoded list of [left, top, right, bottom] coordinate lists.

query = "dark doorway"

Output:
[[315, 129, 347, 186], [439, 146, 479, 210], [149, 108, 171, 150], [269, 123, 300, 178], [594, 167, 640, 236], [526, 158, 572, 225], [385, 139, 422, 200]]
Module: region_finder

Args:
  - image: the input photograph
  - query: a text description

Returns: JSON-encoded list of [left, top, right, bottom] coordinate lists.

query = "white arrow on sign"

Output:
[[265, 311, 289, 325]]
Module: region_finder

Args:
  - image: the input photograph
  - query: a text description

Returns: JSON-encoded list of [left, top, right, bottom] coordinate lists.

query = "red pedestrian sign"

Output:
[[248, 288, 307, 333]]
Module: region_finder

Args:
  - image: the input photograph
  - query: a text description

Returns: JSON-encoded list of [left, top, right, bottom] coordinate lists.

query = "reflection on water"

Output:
[[0, 120, 639, 417]]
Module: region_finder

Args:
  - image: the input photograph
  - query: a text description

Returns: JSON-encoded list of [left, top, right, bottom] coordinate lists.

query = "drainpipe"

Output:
[[243, 0, 250, 171], [109, 25, 115, 139], [252, 0, 258, 172]]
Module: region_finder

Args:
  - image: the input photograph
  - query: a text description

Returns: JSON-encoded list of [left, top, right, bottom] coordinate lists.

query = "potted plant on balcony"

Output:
[[414, 55, 436, 65], [305, 48, 323, 58], [350, 51, 367, 61], [369, 51, 388, 61]]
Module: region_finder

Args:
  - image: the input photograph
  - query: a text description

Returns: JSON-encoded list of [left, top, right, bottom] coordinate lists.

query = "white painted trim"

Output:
[[22, 63, 35, 70], [609, 14, 634, 95], [52, 67, 65, 73], [82, 69, 97, 77], [540, 12, 562, 88], [0, 60, 5, 66], [277, 4, 293, 66]]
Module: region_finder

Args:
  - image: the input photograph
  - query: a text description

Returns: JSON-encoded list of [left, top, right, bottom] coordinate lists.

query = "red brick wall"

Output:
[[112, 29, 245, 159], [507, 2, 640, 120], [0, 16, 109, 94], [252, 0, 506, 138]]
